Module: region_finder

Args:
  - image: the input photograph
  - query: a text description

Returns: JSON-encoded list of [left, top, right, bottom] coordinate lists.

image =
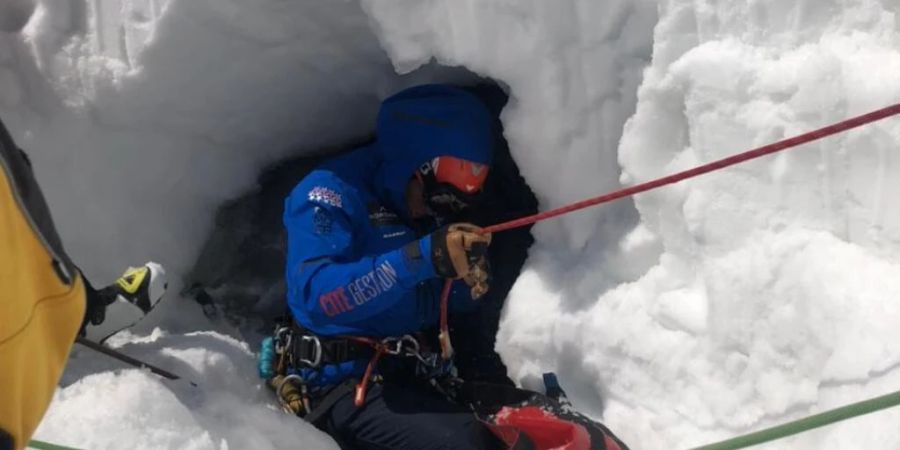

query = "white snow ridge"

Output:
[[0, 0, 898, 449]]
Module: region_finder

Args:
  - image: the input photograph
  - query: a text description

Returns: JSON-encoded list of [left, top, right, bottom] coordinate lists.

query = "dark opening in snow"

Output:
[[185, 82, 539, 367]]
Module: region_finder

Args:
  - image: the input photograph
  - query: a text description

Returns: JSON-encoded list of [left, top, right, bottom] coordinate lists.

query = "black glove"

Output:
[[79, 277, 115, 335]]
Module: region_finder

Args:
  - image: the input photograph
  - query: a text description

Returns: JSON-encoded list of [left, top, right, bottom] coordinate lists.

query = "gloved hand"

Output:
[[79, 278, 113, 336], [431, 223, 492, 298]]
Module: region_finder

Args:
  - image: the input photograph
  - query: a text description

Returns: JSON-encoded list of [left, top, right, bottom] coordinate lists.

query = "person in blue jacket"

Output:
[[283, 84, 504, 449]]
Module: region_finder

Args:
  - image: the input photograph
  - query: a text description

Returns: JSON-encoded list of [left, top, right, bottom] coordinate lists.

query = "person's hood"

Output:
[[373, 84, 493, 219]]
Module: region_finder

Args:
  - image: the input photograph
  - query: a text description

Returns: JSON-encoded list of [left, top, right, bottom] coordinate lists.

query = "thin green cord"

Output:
[[28, 439, 81, 450], [24, 391, 900, 450], [690, 389, 900, 450]]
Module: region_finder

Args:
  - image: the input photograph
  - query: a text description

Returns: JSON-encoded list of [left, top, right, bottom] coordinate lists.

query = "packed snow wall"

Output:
[[0, 0, 479, 330], [363, 0, 900, 448], [3, 0, 900, 449], [494, 0, 900, 449]]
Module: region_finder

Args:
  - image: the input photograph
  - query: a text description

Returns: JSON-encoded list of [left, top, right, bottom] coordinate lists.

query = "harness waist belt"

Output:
[[291, 328, 374, 367]]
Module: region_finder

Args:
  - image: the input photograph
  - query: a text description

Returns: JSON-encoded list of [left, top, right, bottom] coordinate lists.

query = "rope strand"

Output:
[[690, 389, 900, 450], [436, 101, 900, 447], [484, 102, 900, 234]]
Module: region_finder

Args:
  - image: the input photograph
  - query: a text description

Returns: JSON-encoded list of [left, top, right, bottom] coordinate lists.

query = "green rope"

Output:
[[690, 389, 900, 450], [27, 439, 81, 450], [22, 392, 900, 450]]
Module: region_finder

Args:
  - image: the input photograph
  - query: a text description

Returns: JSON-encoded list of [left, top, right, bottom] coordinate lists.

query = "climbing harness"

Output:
[[351, 333, 453, 405], [259, 324, 318, 417], [258, 320, 452, 419]]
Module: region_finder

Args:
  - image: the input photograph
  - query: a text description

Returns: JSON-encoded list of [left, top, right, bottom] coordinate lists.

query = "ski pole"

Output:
[[75, 337, 196, 386]]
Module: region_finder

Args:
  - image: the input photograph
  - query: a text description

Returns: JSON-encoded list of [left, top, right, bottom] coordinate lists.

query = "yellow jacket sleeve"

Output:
[[0, 119, 84, 450]]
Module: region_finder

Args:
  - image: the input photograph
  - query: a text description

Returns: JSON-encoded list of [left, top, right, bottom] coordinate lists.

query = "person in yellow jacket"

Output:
[[1, 9, 81, 449], [0, 118, 171, 450], [0, 111, 86, 450], [1, 9, 168, 448], [0, 116, 166, 449]]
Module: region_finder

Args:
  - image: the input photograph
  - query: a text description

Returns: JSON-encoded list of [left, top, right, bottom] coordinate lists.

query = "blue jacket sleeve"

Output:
[[284, 179, 437, 336]]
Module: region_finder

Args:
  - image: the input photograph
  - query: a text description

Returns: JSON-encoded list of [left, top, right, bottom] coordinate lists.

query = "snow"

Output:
[[40, 330, 337, 450], [362, 0, 658, 251], [2, 0, 899, 448]]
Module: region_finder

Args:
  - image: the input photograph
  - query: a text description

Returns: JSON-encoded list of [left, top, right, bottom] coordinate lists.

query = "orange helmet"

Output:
[[417, 156, 490, 216], [432, 156, 489, 194]]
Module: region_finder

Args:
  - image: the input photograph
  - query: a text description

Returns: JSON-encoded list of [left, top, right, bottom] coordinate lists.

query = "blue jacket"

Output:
[[284, 85, 494, 346]]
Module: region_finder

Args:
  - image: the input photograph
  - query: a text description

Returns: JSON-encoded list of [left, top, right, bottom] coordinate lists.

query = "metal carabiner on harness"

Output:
[[274, 326, 292, 354], [273, 373, 310, 416], [381, 336, 401, 355], [297, 335, 323, 368], [399, 334, 420, 356], [381, 334, 421, 357]]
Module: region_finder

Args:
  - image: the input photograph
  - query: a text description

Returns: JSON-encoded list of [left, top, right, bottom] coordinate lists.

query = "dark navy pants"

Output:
[[318, 382, 502, 450]]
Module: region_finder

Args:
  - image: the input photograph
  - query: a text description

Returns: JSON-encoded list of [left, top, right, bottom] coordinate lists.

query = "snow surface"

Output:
[[1, 0, 899, 448]]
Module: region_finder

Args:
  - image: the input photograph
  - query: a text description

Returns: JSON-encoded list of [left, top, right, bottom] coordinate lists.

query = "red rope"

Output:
[[344, 336, 388, 407], [438, 102, 900, 362], [484, 102, 900, 234], [354, 345, 386, 407], [438, 280, 454, 360]]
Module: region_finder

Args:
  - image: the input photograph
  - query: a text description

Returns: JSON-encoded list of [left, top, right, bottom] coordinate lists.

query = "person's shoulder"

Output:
[[286, 142, 380, 215], [287, 168, 361, 217]]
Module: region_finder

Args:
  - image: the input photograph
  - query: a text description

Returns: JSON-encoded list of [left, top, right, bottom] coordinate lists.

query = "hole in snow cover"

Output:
[[186, 78, 539, 340]]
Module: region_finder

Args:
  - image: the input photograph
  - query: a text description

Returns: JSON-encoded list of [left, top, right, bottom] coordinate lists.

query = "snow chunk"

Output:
[[38, 331, 339, 450], [34, 371, 217, 450]]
